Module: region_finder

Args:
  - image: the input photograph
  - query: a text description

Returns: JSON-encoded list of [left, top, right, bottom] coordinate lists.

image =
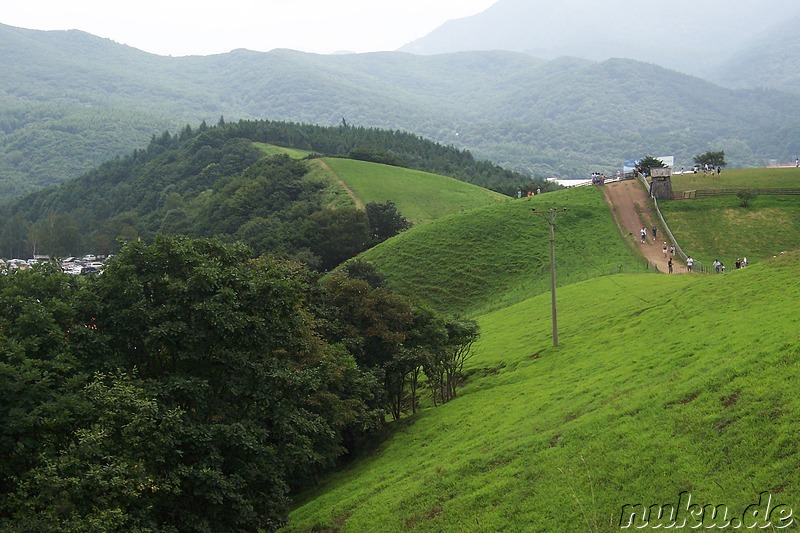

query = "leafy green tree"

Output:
[[694, 150, 726, 168], [310, 207, 369, 271], [425, 318, 480, 406], [0, 214, 29, 258], [319, 273, 415, 420], [4, 370, 184, 532], [636, 156, 666, 177], [365, 201, 412, 245]]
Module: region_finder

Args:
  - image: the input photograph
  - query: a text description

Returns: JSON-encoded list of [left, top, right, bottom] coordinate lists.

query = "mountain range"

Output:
[[1, 3, 800, 202], [400, 0, 800, 93]]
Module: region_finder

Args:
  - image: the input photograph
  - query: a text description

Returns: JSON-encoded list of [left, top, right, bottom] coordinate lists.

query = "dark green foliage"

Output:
[[365, 200, 412, 245], [694, 150, 727, 168], [348, 147, 407, 167], [341, 258, 387, 288], [309, 207, 370, 272], [637, 155, 667, 176], [0, 236, 390, 531], [737, 190, 757, 207], [318, 273, 479, 421]]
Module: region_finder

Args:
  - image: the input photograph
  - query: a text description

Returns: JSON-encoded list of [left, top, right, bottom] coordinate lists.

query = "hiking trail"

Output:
[[602, 179, 686, 274]]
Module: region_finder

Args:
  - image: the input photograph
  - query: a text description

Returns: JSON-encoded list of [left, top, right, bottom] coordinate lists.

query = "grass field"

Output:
[[659, 194, 800, 267], [659, 167, 800, 268], [671, 167, 800, 191], [285, 252, 800, 532], [322, 157, 508, 225], [360, 186, 652, 316]]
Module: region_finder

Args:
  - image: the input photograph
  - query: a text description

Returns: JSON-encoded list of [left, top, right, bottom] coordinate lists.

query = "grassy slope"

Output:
[[660, 168, 800, 266], [253, 143, 312, 159], [360, 186, 651, 317], [671, 167, 800, 191], [321, 158, 508, 225], [286, 252, 800, 532]]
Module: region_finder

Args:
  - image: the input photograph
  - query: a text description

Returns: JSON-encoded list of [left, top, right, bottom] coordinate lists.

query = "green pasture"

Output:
[[286, 252, 800, 532], [322, 157, 508, 225], [361, 186, 652, 317], [671, 167, 800, 191], [254, 142, 312, 159], [659, 195, 800, 267]]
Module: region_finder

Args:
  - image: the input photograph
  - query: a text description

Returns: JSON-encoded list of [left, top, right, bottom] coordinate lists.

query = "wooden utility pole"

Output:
[[532, 208, 565, 347]]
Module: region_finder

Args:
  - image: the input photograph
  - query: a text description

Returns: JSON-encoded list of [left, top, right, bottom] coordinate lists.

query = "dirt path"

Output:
[[602, 179, 684, 274], [314, 159, 365, 210]]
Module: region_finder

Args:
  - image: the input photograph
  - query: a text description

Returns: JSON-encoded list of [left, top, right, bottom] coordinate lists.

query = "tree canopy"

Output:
[[0, 235, 478, 531], [694, 150, 727, 168]]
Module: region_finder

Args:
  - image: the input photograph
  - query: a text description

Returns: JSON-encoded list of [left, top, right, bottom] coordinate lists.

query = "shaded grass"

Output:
[[361, 186, 652, 317], [322, 157, 508, 225], [285, 252, 800, 532], [658, 194, 800, 266]]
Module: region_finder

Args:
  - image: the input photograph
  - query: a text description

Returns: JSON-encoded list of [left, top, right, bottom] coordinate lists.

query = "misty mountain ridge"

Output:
[[1, 20, 800, 203], [400, 0, 800, 92]]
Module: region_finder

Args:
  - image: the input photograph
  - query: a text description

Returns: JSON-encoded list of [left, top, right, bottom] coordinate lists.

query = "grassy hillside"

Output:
[[671, 167, 800, 191], [321, 158, 508, 225], [285, 251, 800, 531], [360, 186, 651, 317], [660, 168, 800, 266]]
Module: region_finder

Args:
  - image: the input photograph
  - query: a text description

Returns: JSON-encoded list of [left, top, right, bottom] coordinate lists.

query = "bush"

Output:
[[737, 190, 757, 207]]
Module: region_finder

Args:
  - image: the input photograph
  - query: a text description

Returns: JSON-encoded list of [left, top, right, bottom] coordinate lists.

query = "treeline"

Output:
[[0, 119, 546, 263], [0, 235, 478, 531]]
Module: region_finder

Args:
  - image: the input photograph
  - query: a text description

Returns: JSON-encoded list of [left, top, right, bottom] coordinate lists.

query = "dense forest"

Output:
[[3, 24, 800, 201], [0, 119, 546, 263], [0, 235, 478, 531]]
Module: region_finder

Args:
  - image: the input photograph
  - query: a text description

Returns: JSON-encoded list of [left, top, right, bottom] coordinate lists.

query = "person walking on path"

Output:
[[668, 258, 673, 273], [651, 226, 657, 240], [662, 242, 668, 258], [687, 256, 694, 272], [641, 227, 647, 244]]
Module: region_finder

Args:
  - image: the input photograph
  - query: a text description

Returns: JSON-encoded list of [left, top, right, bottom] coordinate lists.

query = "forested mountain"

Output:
[[0, 119, 538, 263], [710, 15, 800, 95], [2, 22, 800, 203], [400, 0, 800, 89]]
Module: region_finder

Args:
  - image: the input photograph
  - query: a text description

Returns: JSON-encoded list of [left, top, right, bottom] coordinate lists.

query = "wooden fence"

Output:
[[674, 188, 800, 199]]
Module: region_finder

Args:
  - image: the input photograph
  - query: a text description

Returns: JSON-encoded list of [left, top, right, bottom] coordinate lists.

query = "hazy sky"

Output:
[[2, 0, 497, 56]]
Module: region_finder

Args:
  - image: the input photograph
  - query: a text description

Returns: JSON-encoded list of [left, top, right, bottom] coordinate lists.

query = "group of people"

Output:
[[640, 226, 658, 244], [712, 257, 747, 273], [591, 172, 606, 186], [516, 187, 542, 198]]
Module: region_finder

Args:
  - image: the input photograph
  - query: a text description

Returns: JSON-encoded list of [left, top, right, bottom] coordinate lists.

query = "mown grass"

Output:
[[254, 142, 312, 159], [361, 186, 652, 317], [671, 167, 800, 191], [658, 194, 800, 267], [285, 252, 800, 532], [322, 157, 508, 225]]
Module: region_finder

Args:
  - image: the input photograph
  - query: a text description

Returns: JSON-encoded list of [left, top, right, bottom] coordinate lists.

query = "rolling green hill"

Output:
[[359, 186, 651, 317], [285, 250, 800, 531], [320, 158, 508, 225], [0, 121, 538, 262]]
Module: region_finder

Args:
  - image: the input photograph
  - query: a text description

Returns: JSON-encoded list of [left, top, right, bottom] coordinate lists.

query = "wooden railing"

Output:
[[674, 188, 800, 199]]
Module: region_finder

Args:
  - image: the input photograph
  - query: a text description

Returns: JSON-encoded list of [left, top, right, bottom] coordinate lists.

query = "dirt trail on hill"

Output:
[[602, 180, 686, 274], [314, 159, 365, 210]]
